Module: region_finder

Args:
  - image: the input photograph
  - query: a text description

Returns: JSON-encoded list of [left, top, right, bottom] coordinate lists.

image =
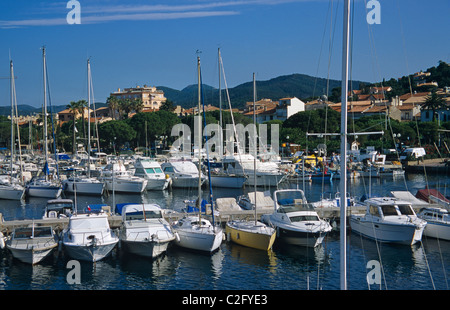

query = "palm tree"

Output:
[[132, 98, 144, 114], [76, 99, 88, 142], [67, 100, 81, 154], [421, 90, 446, 121], [106, 95, 119, 120]]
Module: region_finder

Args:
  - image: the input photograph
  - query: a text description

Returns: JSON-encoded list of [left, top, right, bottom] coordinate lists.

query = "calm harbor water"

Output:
[[0, 172, 449, 291]]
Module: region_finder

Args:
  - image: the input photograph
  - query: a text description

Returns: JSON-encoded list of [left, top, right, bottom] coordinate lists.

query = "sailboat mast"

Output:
[[218, 48, 222, 130], [253, 73, 257, 225], [10, 60, 14, 180], [42, 47, 49, 181], [197, 56, 202, 222], [339, 0, 351, 291], [87, 59, 91, 178]]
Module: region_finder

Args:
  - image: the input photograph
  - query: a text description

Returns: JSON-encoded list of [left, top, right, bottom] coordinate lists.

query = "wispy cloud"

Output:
[[0, 0, 307, 28]]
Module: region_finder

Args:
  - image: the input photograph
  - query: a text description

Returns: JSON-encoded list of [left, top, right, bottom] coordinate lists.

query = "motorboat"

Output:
[[311, 192, 361, 208], [101, 161, 147, 194], [172, 215, 223, 253], [417, 207, 450, 241], [42, 198, 75, 219], [0, 176, 25, 200], [161, 160, 205, 188], [26, 176, 62, 199], [237, 191, 275, 211], [350, 197, 427, 245], [117, 203, 175, 258], [6, 226, 58, 264], [221, 154, 286, 187], [62, 176, 104, 196], [62, 209, 119, 262], [133, 159, 170, 191], [261, 189, 332, 247], [207, 173, 247, 189]]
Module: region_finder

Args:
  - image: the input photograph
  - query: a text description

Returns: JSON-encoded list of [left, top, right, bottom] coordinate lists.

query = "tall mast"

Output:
[[87, 58, 91, 178], [9, 60, 14, 180], [43, 47, 49, 181], [339, 0, 351, 291], [253, 73, 257, 225], [197, 55, 202, 222], [218, 48, 222, 130]]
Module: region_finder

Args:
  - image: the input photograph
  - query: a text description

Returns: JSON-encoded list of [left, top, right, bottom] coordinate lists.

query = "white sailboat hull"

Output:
[[423, 222, 450, 241], [63, 178, 104, 195], [208, 175, 247, 188], [26, 184, 62, 198], [104, 177, 147, 193], [0, 186, 25, 200]]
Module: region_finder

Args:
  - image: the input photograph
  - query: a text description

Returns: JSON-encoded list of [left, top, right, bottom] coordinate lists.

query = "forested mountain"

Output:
[[159, 73, 364, 109]]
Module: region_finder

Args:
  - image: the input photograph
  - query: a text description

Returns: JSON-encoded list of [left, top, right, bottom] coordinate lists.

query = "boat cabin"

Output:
[[365, 198, 416, 219], [43, 199, 74, 219]]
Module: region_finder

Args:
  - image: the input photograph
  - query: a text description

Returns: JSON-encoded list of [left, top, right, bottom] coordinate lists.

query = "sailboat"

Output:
[[172, 55, 223, 253], [26, 47, 62, 199], [0, 60, 25, 200], [226, 73, 276, 251], [62, 59, 104, 196]]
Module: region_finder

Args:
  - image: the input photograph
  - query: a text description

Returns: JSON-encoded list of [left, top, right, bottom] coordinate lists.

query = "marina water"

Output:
[[0, 172, 448, 290]]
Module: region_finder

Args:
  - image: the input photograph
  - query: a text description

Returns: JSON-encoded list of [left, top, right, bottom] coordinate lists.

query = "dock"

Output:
[[0, 203, 438, 236]]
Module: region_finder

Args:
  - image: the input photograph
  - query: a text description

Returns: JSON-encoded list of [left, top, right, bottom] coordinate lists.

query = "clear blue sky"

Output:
[[0, 0, 449, 108]]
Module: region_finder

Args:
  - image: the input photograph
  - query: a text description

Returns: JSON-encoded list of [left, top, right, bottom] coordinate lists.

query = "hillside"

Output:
[[159, 73, 364, 109]]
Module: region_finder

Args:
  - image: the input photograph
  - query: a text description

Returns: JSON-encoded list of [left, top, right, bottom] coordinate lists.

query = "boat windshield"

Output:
[[145, 168, 163, 174], [276, 191, 314, 212], [14, 227, 53, 239], [125, 210, 162, 221], [381, 205, 399, 216], [289, 214, 320, 222], [397, 204, 415, 215]]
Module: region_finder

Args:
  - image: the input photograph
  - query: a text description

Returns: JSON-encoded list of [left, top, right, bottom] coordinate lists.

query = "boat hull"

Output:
[[63, 180, 104, 195], [7, 243, 57, 265], [104, 178, 147, 193], [121, 239, 173, 258], [225, 221, 276, 251], [244, 173, 284, 187], [144, 178, 170, 191], [350, 216, 425, 245], [0, 187, 25, 200], [208, 175, 247, 189], [26, 186, 62, 198], [423, 222, 450, 241], [170, 176, 204, 188], [174, 228, 223, 252], [63, 241, 118, 262]]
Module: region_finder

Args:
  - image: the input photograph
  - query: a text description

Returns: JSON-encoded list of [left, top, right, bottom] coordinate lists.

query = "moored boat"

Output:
[[6, 226, 58, 265], [350, 197, 427, 245]]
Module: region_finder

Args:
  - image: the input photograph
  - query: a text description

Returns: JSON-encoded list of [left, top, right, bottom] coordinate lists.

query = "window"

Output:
[[381, 205, 398, 216], [397, 204, 414, 215], [369, 205, 380, 216]]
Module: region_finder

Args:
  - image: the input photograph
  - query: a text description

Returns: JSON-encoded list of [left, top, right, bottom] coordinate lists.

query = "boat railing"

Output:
[[126, 229, 173, 242], [9, 236, 56, 250]]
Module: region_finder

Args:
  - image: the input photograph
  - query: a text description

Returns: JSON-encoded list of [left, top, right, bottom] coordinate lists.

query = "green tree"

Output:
[[67, 100, 81, 154], [106, 96, 119, 120], [421, 90, 446, 121], [98, 120, 136, 152]]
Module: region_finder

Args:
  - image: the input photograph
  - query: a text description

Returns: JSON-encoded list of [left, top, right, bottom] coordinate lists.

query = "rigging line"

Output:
[[395, 0, 413, 96]]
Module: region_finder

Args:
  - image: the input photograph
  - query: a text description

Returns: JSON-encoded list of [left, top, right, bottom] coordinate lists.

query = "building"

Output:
[[110, 85, 167, 111], [57, 107, 93, 125], [243, 97, 305, 123]]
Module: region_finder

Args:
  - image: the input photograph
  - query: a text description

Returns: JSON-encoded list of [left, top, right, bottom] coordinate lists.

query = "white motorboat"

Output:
[[6, 226, 58, 265], [311, 192, 361, 208], [261, 189, 332, 247], [350, 197, 427, 245], [161, 160, 205, 188], [0, 176, 25, 200], [62, 210, 119, 262], [62, 176, 104, 196], [222, 154, 286, 187], [133, 159, 170, 190], [207, 173, 247, 189], [118, 203, 175, 258], [417, 207, 450, 241], [172, 215, 223, 253], [42, 198, 75, 219], [26, 177, 62, 199], [237, 191, 274, 211], [101, 161, 147, 194]]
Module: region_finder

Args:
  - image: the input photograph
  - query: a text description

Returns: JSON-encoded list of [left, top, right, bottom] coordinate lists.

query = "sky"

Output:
[[0, 0, 449, 108]]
